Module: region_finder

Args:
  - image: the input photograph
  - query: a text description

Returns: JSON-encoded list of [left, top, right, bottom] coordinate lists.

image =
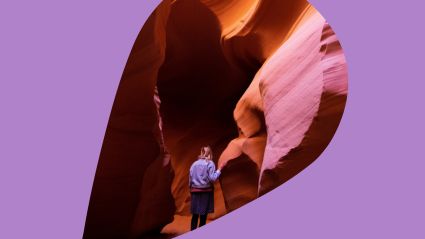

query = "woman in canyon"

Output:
[[188, 146, 222, 230]]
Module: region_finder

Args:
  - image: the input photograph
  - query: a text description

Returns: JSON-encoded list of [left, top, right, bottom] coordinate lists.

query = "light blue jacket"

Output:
[[189, 157, 221, 189]]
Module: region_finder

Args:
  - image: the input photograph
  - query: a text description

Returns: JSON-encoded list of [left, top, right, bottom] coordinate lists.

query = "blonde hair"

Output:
[[199, 146, 213, 160]]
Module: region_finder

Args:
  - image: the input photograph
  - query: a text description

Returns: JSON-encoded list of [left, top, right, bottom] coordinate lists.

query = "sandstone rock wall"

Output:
[[85, 0, 347, 238]]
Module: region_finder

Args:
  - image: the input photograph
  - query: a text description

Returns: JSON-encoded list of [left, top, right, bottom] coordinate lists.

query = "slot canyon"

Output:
[[84, 0, 348, 238]]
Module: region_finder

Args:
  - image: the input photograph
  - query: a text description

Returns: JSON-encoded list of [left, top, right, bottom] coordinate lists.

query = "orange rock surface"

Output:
[[84, 0, 348, 238]]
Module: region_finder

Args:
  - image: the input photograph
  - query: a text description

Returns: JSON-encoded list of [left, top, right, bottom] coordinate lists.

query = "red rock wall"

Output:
[[219, 7, 348, 196], [84, 1, 175, 238], [85, 0, 347, 238]]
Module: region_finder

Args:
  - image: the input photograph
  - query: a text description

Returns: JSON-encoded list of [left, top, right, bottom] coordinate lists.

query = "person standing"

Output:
[[189, 146, 222, 230]]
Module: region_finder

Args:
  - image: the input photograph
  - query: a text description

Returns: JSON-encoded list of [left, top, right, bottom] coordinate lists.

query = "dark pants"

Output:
[[191, 214, 207, 230]]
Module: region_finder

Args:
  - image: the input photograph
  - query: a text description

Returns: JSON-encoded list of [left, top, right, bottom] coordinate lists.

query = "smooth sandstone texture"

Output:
[[84, 0, 348, 238], [84, 2, 176, 239]]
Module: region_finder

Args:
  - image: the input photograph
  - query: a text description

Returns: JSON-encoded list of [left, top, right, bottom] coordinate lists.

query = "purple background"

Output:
[[1, 0, 424, 238]]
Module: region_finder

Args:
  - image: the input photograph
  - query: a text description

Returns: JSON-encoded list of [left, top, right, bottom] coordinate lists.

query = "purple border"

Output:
[[1, 0, 424, 238]]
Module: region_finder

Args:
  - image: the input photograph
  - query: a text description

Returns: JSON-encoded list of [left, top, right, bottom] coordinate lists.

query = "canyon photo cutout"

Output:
[[84, 0, 348, 238]]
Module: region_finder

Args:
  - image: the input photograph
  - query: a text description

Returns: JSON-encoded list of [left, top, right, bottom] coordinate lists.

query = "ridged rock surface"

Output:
[[84, 0, 348, 238]]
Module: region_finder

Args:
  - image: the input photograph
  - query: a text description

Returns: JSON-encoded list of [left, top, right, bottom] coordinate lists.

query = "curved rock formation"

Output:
[[84, 2, 176, 238], [84, 0, 348, 238]]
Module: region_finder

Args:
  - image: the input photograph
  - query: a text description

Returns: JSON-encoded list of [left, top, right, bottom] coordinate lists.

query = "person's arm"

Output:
[[189, 163, 194, 188], [207, 161, 221, 182]]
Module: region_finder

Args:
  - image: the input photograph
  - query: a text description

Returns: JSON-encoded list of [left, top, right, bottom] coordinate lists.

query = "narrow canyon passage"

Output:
[[84, 0, 348, 238]]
